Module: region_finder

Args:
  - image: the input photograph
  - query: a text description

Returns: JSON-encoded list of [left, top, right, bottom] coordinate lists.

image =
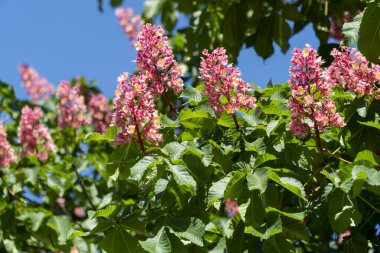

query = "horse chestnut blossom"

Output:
[[57, 81, 89, 129], [224, 198, 239, 217], [18, 106, 56, 161], [199, 48, 256, 116], [288, 45, 345, 140], [134, 24, 184, 95], [325, 47, 380, 99], [89, 93, 112, 133], [0, 122, 16, 168], [112, 72, 162, 148], [19, 64, 54, 102], [115, 7, 141, 41]]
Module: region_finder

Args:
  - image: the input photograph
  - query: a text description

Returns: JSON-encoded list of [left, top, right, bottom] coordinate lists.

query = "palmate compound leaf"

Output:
[[140, 227, 172, 253], [99, 224, 145, 253], [328, 188, 362, 233]]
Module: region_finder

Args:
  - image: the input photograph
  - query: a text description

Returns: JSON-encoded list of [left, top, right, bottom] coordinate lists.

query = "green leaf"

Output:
[[328, 189, 362, 233], [247, 168, 269, 194], [140, 227, 172, 253], [217, 112, 242, 128], [180, 86, 202, 103], [343, 12, 363, 46], [224, 170, 248, 198], [358, 2, 380, 63], [18, 211, 46, 231], [266, 120, 280, 137], [92, 205, 117, 219], [352, 165, 380, 186], [125, 156, 163, 182], [179, 108, 211, 129], [263, 234, 295, 253], [207, 175, 232, 207], [161, 115, 180, 128], [99, 224, 145, 253], [354, 150, 380, 165], [169, 217, 205, 246], [162, 142, 186, 160], [107, 143, 138, 180], [84, 126, 117, 142], [268, 171, 306, 200], [165, 160, 196, 192], [253, 154, 277, 168], [265, 207, 304, 221], [179, 108, 210, 121], [69, 230, 90, 239], [246, 212, 282, 239], [47, 215, 72, 245], [261, 104, 289, 116], [46, 174, 65, 197], [358, 121, 380, 130]]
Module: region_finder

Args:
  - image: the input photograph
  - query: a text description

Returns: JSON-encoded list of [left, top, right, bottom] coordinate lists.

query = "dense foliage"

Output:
[[1, 0, 380, 252]]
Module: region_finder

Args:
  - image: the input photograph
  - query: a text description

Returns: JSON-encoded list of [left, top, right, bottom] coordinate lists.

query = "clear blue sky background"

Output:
[[0, 0, 320, 99]]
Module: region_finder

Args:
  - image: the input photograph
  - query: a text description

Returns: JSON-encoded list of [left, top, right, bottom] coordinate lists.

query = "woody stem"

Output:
[[134, 116, 147, 155], [163, 91, 176, 116], [232, 114, 240, 130]]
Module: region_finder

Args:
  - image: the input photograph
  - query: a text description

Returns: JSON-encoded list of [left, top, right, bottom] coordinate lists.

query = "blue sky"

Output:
[[0, 0, 319, 99]]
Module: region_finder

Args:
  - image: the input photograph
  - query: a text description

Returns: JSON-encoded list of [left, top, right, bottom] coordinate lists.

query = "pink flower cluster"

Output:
[[57, 81, 89, 129], [89, 93, 112, 133], [115, 7, 141, 41], [112, 73, 162, 145], [224, 198, 239, 217], [19, 64, 54, 102], [134, 24, 184, 94], [325, 47, 380, 99], [199, 48, 256, 116], [18, 106, 56, 161], [0, 122, 16, 168], [289, 45, 345, 139], [112, 24, 183, 146]]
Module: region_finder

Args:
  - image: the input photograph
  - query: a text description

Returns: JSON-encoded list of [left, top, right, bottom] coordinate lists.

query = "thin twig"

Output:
[[72, 164, 97, 211], [330, 153, 352, 164], [358, 195, 380, 214]]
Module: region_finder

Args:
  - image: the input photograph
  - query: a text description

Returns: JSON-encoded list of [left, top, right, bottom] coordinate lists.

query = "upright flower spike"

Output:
[[19, 64, 54, 102], [325, 47, 380, 99], [0, 122, 16, 168], [19, 106, 56, 161], [112, 72, 162, 150], [199, 48, 256, 117], [134, 24, 184, 95], [288, 44, 344, 143], [224, 198, 239, 217], [89, 93, 112, 134], [115, 7, 141, 41], [57, 81, 89, 129]]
